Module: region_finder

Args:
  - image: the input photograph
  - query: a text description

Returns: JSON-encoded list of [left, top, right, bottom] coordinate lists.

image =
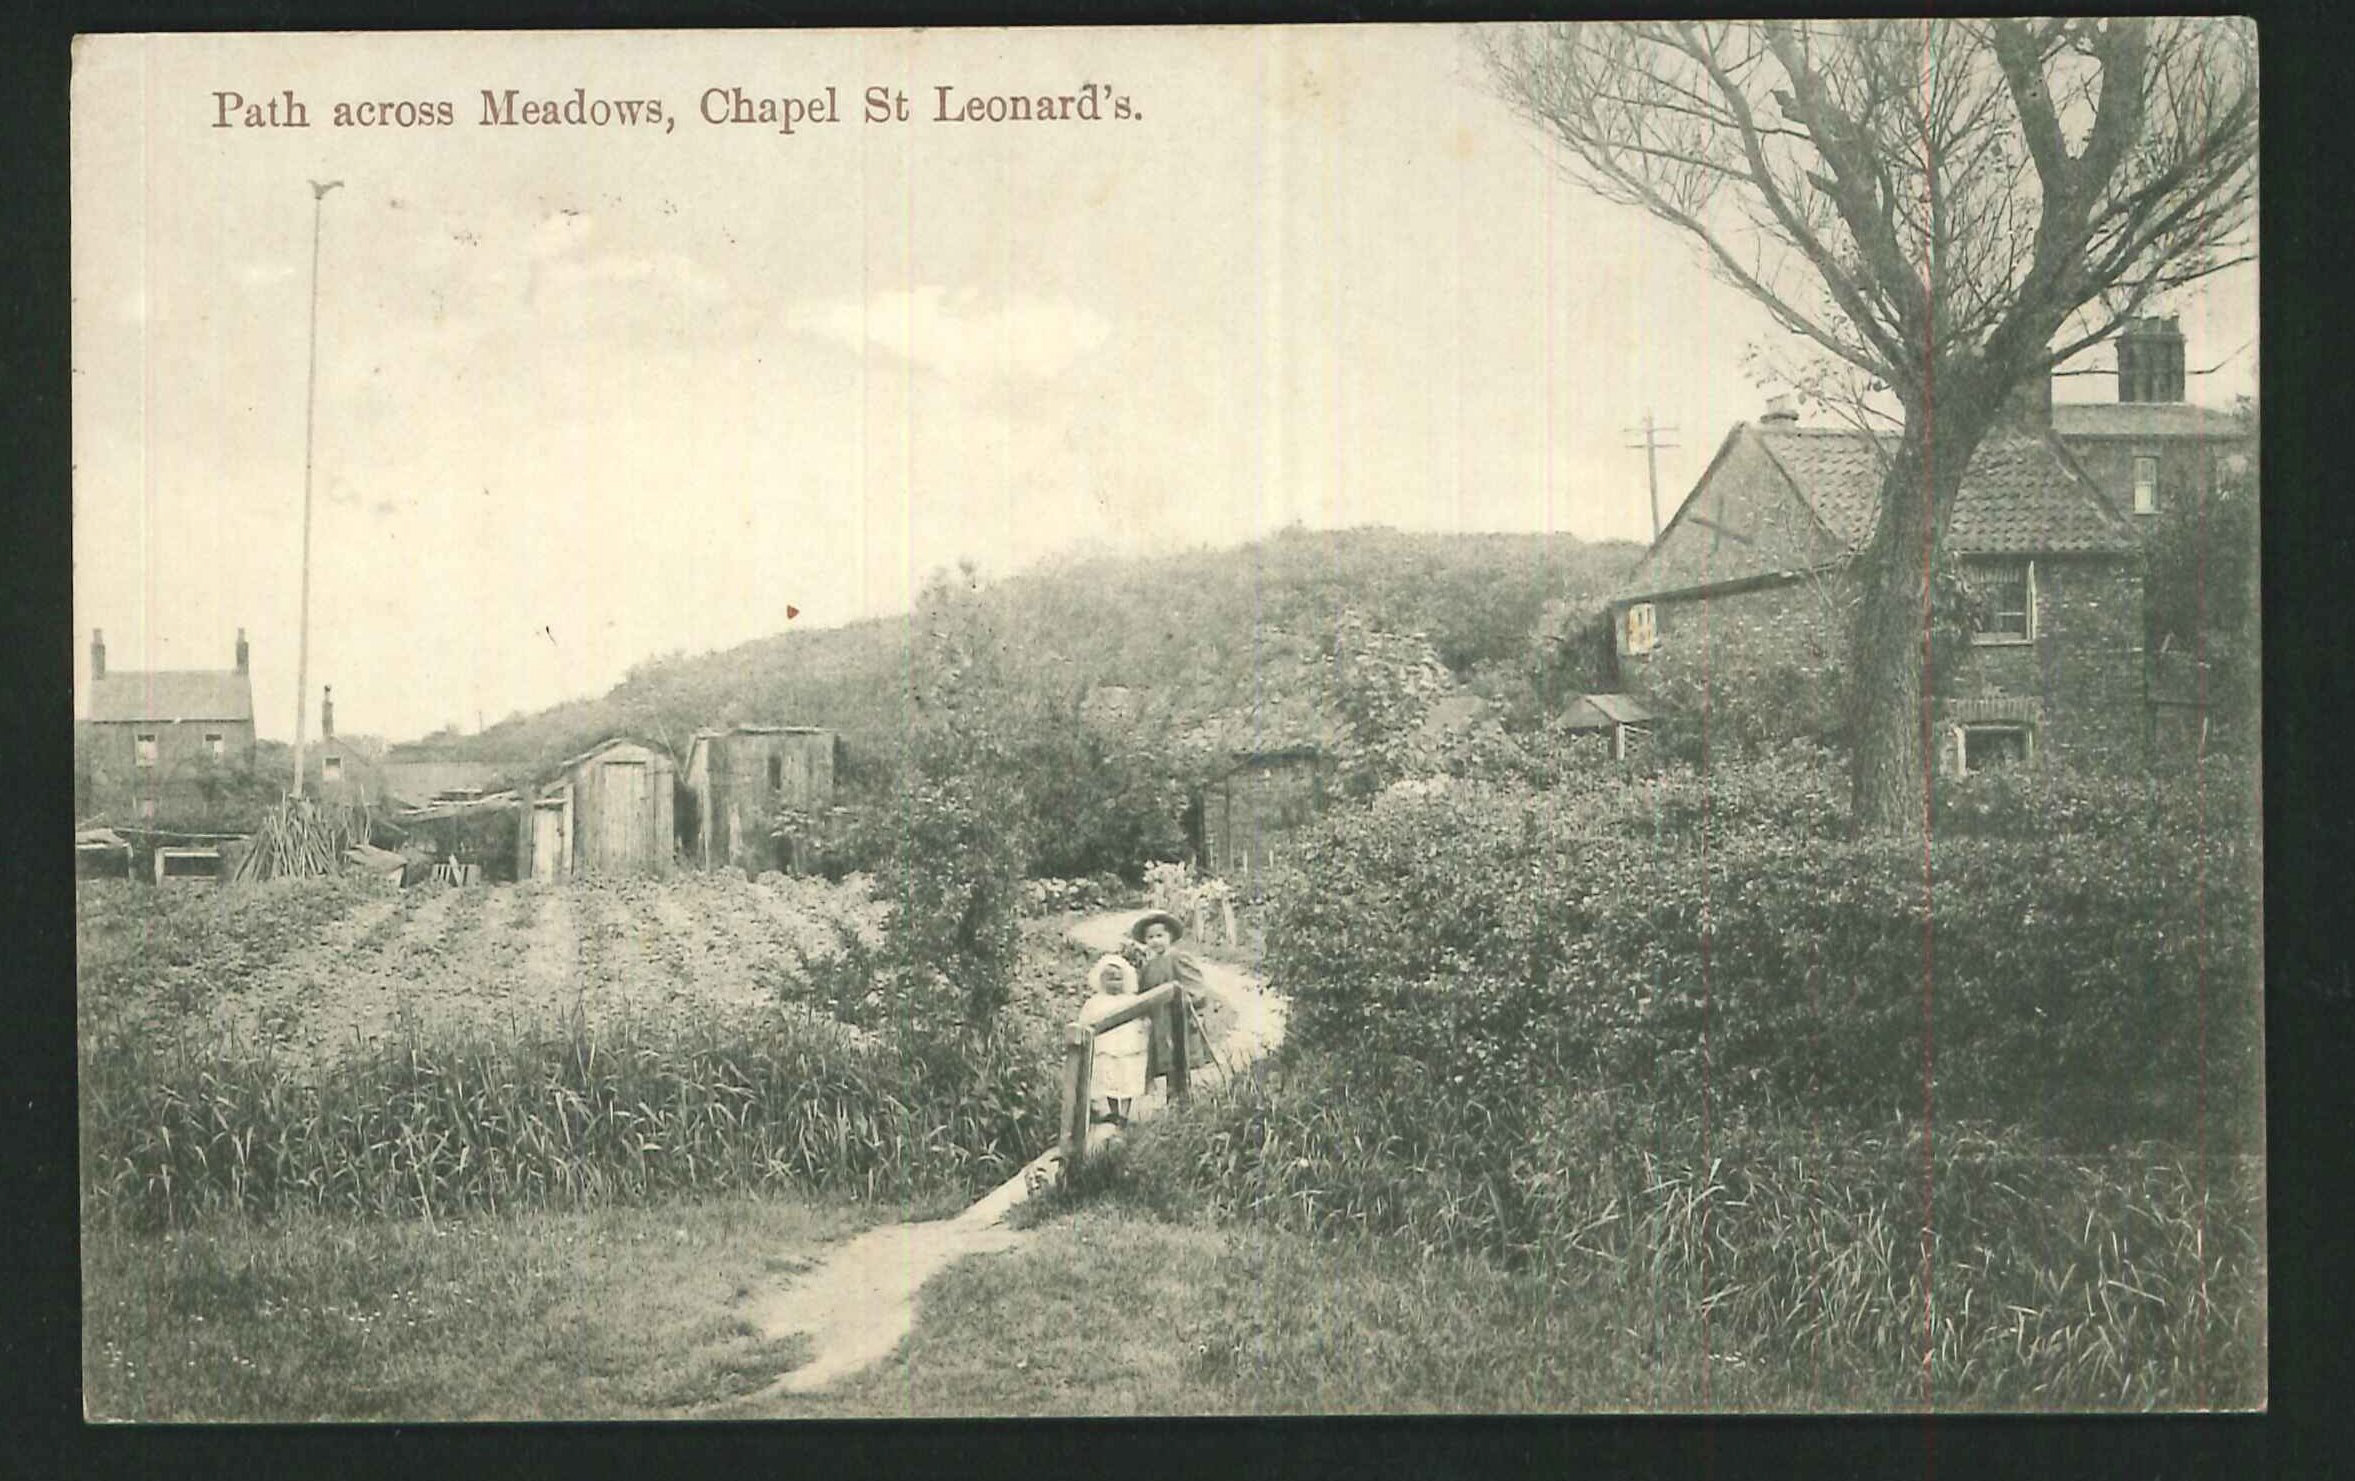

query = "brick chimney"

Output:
[[1760, 394, 1799, 425], [235, 627, 250, 675], [321, 685, 335, 741], [90, 628, 105, 680], [2116, 315, 2187, 403]]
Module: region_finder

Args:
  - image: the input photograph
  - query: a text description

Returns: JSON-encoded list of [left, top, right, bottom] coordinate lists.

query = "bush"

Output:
[[1266, 765, 2260, 1148]]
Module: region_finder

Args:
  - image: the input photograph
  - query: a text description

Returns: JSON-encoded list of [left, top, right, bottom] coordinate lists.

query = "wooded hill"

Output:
[[403, 527, 1642, 777]]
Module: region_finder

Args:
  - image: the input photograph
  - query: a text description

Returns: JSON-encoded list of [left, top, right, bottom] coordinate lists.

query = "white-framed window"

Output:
[[1956, 723, 2033, 775], [2131, 452, 2160, 515], [205, 732, 225, 760], [134, 732, 159, 767], [1623, 602, 1658, 655], [1970, 560, 2035, 644], [321, 754, 343, 781]]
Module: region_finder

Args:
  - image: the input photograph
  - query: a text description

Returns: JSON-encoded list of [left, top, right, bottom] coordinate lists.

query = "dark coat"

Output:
[[1139, 948, 1212, 1081]]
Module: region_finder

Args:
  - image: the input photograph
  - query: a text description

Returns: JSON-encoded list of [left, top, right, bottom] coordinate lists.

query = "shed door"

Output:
[[600, 760, 651, 873], [531, 803, 565, 882]]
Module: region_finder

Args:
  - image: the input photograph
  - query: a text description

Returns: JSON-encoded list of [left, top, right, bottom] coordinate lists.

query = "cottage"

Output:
[[79, 628, 257, 825], [514, 737, 677, 881], [306, 687, 388, 806], [1609, 397, 2142, 775], [681, 725, 838, 873]]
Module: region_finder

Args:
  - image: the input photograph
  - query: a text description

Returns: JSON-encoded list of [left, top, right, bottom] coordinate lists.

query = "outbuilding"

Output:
[[682, 725, 838, 873], [514, 737, 677, 881]]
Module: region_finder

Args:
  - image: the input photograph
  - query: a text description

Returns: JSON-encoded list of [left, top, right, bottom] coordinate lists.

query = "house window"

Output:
[[767, 754, 785, 792], [1971, 561, 2035, 644], [1956, 724, 2033, 775], [135, 732, 158, 767], [205, 732, 225, 760], [322, 754, 343, 781], [2132, 453, 2160, 515], [1623, 603, 1658, 655]]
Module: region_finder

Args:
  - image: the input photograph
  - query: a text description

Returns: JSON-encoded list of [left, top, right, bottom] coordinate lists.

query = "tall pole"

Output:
[[290, 179, 342, 800], [1624, 412, 1680, 542]]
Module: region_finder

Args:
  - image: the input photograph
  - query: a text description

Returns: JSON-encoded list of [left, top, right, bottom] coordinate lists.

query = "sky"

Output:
[[71, 26, 2259, 745]]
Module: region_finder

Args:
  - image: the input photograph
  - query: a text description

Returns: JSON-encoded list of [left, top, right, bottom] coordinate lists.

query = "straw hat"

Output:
[[1128, 909, 1186, 944]]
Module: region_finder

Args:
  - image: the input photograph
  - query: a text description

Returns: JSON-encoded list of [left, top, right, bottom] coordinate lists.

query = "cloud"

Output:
[[788, 286, 1112, 381]]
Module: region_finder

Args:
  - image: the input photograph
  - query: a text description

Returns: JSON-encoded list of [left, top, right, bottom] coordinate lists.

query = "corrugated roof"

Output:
[[2052, 402, 2244, 440], [87, 670, 253, 723]]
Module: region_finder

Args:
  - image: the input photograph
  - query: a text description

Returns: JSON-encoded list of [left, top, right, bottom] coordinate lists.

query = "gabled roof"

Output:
[[544, 735, 671, 779], [2052, 402, 2245, 440], [1623, 422, 2134, 602], [88, 670, 253, 724], [1562, 692, 1657, 729]]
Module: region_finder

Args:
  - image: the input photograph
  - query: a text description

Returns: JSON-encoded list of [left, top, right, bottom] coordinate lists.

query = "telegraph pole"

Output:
[[1624, 412, 1680, 541], [290, 178, 342, 800]]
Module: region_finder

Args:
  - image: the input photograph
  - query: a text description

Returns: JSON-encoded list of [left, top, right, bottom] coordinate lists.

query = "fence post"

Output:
[[1060, 1024, 1095, 1177], [1166, 991, 1190, 1105]]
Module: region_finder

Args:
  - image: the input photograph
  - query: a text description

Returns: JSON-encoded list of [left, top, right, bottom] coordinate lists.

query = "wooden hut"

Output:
[[515, 737, 677, 881], [682, 725, 838, 873]]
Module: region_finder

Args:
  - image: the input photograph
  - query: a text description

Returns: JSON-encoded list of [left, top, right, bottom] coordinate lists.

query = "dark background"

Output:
[[6, 3, 2346, 1476]]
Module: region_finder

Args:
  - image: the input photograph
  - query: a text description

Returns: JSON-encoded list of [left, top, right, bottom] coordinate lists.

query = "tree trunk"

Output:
[[1845, 406, 1990, 838]]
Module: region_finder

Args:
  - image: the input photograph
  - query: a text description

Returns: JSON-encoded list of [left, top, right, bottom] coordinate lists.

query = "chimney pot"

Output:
[[91, 628, 106, 680], [322, 685, 336, 741], [1761, 394, 1799, 424]]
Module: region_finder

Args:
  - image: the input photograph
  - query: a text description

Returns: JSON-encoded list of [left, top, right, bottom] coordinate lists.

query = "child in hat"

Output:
[[1130, 909, 1211, 1093]]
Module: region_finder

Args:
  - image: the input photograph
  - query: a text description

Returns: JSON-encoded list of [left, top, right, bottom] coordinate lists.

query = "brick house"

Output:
[[79, 628, 258, 823], [1606, 404, 2144, 775]]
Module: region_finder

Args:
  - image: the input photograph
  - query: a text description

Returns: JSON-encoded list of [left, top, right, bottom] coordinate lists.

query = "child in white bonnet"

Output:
[[1082, 953, 1150, 1125]]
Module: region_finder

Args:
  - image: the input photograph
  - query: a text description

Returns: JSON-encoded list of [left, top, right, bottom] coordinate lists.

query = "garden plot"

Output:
[[155, 874, 884, 1076]]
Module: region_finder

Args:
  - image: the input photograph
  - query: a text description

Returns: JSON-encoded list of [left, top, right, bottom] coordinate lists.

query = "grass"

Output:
[[81, 1190, 958, 1421], [717, 1197, 1816, 1418]]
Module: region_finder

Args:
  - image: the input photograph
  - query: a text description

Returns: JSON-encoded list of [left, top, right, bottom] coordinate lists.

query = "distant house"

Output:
[[306, 687, 387, 807], [514, 737, 677, 881], [79, 627, 257, 825], [1609, 395, 2142, 776], [681, 725, 838, 873], [2050, 316, 2249, 526]]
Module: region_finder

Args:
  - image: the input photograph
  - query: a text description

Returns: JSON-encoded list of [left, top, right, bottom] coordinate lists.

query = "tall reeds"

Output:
[[81, 1002, 1059, 1232]]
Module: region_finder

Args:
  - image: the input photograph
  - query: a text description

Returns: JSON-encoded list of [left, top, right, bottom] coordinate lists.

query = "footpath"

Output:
[[735, 909, 1283, 1400]]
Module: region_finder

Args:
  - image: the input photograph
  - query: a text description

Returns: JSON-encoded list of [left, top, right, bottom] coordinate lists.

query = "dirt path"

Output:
[[728, 908, 1285, 1403]]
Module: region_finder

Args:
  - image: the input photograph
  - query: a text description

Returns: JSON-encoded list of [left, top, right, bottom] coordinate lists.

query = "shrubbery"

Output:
[[1266, 759, 2259, 1149]]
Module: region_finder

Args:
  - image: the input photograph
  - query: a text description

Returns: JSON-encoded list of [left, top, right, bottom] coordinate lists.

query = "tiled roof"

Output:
[[2052, 402, 2245, 440], [1754, 425, 2134, 558], [87, 670, 253, 723]]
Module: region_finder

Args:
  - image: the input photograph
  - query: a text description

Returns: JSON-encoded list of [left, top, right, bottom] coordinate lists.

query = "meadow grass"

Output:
[[82, 1190, 953, 1421]]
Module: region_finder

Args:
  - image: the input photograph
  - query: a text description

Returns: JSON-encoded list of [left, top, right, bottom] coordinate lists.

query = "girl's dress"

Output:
[[1082, 992, 1150, 1104]]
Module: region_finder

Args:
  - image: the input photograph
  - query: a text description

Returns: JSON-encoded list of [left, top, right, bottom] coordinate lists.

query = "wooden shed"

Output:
[[515, 738, 676, 881], [682, 725, 838, 873]]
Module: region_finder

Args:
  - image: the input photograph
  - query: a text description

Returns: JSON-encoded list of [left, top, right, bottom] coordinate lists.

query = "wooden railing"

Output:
[[1058, 979, 1189, 1178]]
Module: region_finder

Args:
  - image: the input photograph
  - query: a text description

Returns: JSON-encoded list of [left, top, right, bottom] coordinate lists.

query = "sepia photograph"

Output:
[[73, 20, 2262, 1419]]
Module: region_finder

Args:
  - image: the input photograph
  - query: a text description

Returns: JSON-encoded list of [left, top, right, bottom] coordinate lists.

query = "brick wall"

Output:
[[1616, 557, 2145, 770]]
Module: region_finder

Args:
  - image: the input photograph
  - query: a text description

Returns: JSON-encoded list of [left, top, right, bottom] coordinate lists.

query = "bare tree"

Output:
[[1486, 19, 2257, 835]]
